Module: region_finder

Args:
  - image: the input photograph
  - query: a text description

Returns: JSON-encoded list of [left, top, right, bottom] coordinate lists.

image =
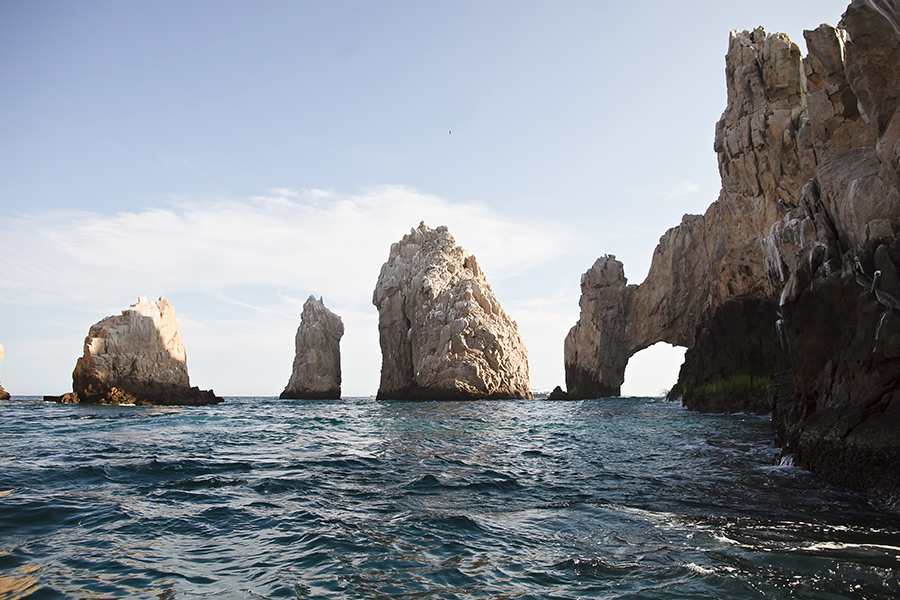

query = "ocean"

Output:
[[1, 396, 898, 599]]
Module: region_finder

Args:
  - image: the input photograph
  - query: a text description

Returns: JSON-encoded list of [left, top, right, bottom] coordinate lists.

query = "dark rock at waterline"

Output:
[[547, 386, 571, 401], [675, 298, 789, 414]]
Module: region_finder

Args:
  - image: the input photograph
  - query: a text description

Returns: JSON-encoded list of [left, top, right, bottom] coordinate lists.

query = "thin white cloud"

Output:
[[663, 180, 701, 200], [0, 185, 571, 309]]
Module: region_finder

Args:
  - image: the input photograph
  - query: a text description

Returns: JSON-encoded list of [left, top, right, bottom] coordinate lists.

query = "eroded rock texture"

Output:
[[763, 0, 900, 501], [0, 344, 9, 400], [280, 296, 343, 399], [61, 296, 221, 405], [373, 223, 532, 400], [566, 0, 900, 500]]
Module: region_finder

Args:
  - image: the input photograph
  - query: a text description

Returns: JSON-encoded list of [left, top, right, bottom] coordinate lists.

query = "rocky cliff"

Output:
[[373, 223, 532, 400], [0, 344, 9, 400], [763, 0, 900, 500], [60, 296, 222, 405], [280, 296, 343, 399], [566, 22, 810, 404], [565, 0, 900, 499]]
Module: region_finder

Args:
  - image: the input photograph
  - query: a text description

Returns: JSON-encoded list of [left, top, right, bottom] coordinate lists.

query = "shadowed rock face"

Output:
[[565, 0, 900, 499], [62, 296, 221, 406], [763, 0, 900, 501], [280, 296, 343, 400], [0, 344, 9, 400], [373, 223, 532, 401]]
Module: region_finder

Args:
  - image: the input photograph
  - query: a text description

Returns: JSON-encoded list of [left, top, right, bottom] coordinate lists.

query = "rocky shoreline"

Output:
[[562, 0, 900, 501]]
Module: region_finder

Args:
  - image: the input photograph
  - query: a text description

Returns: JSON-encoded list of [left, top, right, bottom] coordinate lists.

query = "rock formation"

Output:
[[763, 0, 900, 501], [564, 0, 900, 500], [373, 222, 532, 400], [0, 344, 9, 400], [280, 296, 343, 399], [59, 296, 222, 405]]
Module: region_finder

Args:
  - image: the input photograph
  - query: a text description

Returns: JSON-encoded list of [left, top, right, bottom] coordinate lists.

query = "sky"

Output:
[[0, 0, 852, 397]]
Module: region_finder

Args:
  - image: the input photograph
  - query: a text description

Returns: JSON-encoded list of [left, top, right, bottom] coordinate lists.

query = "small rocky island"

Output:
[[55, 296, 222, 405], [373, 222, 532, 400], [0, 345, 9, 400], [280, 295, 344, 399], [564, 0, 900, 501]]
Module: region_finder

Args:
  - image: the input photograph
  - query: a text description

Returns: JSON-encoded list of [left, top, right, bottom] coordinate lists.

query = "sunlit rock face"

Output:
[[373, 222, 532, 400], [62, 296, 222, 405], [567, 0, 900, 500], [0, 344, 9, 400], [280, 296, 343, 400]]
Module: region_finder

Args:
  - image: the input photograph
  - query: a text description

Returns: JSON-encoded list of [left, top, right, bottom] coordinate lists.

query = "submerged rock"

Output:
[[63, 296, 222, 406], [372, 222, 532, 400], [0, 344, 9, 400], [280, 296, 343, 400]]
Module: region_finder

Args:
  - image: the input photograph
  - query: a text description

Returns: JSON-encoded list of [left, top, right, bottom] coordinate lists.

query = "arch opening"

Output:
[[621, 342, 686, 398]]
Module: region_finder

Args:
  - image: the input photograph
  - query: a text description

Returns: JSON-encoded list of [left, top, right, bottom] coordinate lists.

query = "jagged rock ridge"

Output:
[[59, 296, 222, 405], [373, 222, 532, 400], [564, 0, 900, 500], [281, 295, 343, 400]]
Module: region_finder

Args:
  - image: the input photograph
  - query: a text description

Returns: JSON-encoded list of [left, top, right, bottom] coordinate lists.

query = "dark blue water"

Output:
[[1, 396, 898, 599]]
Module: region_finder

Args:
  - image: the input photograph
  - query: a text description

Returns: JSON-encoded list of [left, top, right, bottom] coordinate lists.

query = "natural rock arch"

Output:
[[564, 0, 900, 501]]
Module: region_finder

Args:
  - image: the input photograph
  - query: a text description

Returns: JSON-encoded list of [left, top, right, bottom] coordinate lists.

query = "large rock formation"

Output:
[[0, 344, 9, 400], [762, 0, 900, 500], [373, 223, 532, 400], [566, 25, 809, 404], [60, 296, 222, 405], [565, 1, 900, 499], [280, 296, 343, 399]]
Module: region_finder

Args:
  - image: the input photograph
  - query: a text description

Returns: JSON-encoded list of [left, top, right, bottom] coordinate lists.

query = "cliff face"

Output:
[[566, 25, 805, 403], [565, 0, 900, 499], [0, 344, 9, 400], [63, 296, 222, 405], [373, 223, 532, 400], [763, 0, 900, 500], [280, 296, 343, 400]]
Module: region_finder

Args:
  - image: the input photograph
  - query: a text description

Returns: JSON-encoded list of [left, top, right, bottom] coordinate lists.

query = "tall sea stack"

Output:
[[373, 223, 532, 400], [564, 0, 900, 500], [280, 295, 343, 399], [62, 296, 222, 405]]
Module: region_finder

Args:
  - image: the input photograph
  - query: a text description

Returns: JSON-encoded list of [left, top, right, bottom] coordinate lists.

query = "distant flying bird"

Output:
[[872, 270, 900, 311], [778, 198, 798, 211]]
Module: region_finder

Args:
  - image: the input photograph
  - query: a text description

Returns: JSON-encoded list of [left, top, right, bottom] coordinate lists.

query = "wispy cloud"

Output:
[[663, 180, 701, 200], [0, 185, 571, 310]]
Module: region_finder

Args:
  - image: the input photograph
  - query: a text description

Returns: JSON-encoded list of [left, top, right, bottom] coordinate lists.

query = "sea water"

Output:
[[1, 396, 898, 599]]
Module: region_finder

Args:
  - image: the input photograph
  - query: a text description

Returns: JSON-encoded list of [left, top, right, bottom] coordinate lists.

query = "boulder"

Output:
[[372, 222, 532, 400], [0, 344, 9, 400], [63, 296, 222, 405], [280, 296, 343, 399]]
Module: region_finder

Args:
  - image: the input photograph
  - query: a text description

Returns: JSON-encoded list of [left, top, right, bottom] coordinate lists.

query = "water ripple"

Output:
[[1, 396, 899, 598]]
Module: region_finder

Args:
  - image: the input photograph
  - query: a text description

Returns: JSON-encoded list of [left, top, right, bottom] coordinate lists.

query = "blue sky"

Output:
[[0, 0, 850, 396]]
